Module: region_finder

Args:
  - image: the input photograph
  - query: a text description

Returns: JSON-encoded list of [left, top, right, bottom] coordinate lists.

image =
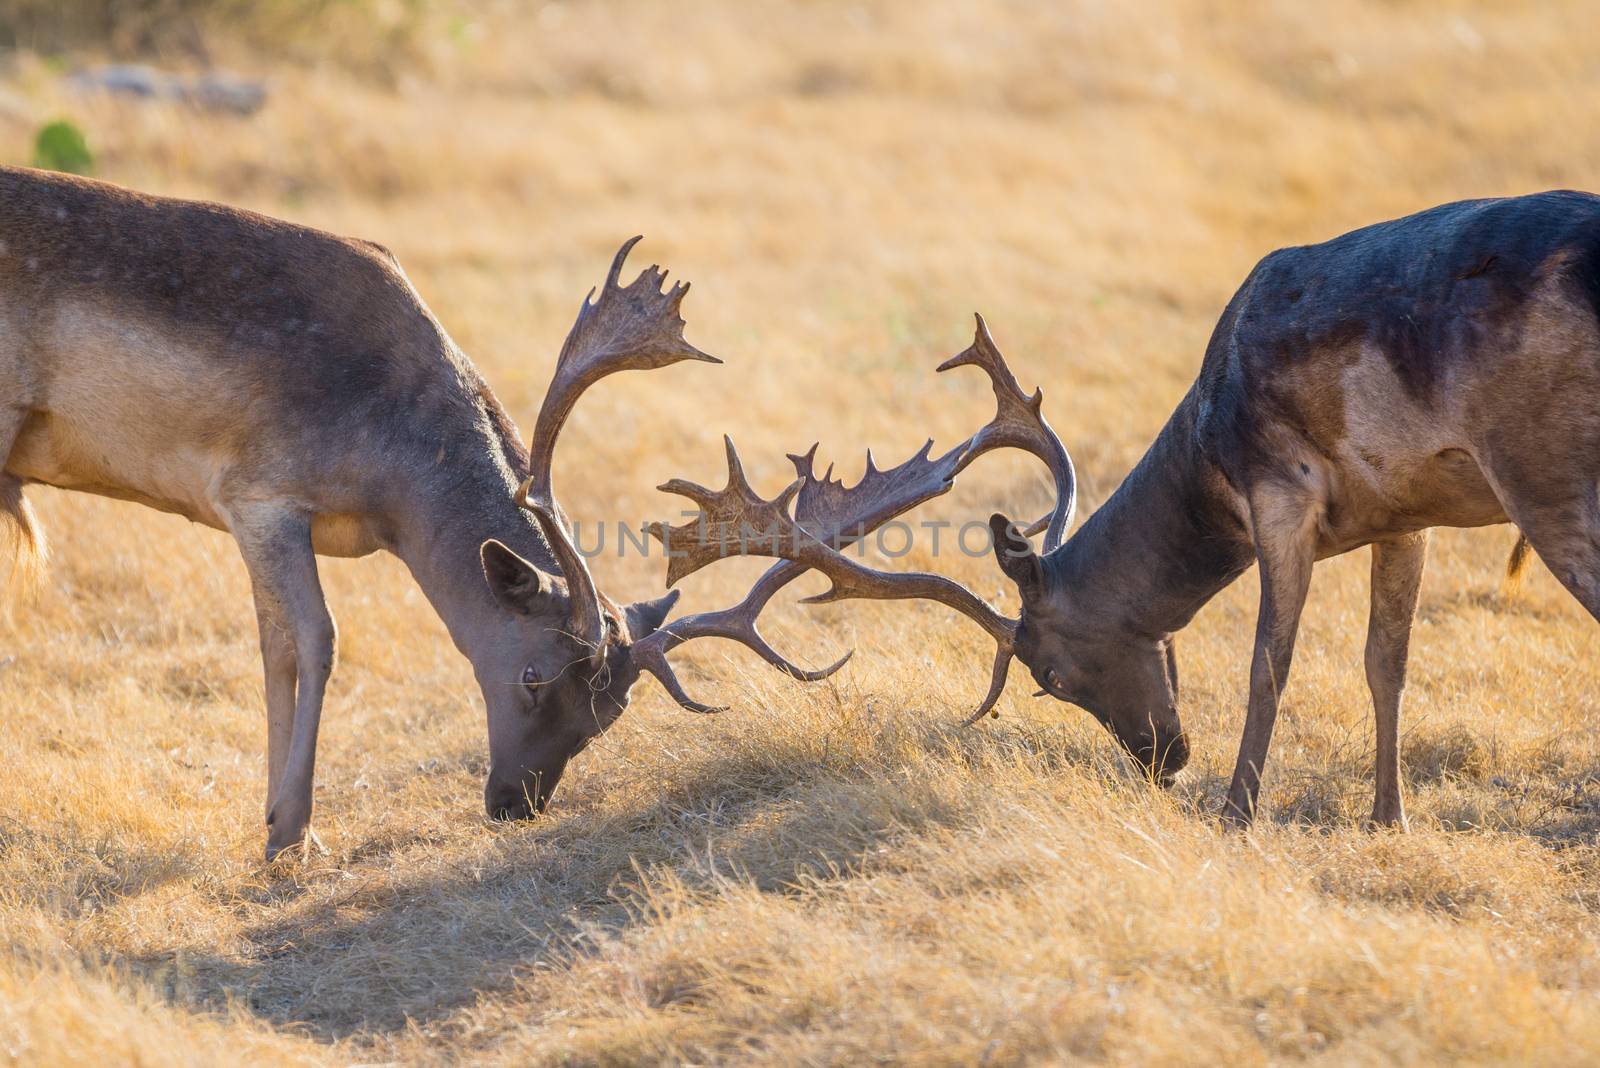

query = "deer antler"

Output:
[[940, 313, 1076, 551], [643, 436, 1020, 719], [518, 236, 720, 656], [627, 316, 1074, 719], [625, 438, 969, 711]]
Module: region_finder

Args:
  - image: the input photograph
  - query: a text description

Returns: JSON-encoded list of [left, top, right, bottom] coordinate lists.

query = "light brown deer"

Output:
[[655, 191, 1600, 831], [0, 166, 1073, 858], [0, 168, 713, 858]]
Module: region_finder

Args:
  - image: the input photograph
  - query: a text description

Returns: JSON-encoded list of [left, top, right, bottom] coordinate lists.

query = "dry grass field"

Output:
[[4, 1, 1600, 1063]]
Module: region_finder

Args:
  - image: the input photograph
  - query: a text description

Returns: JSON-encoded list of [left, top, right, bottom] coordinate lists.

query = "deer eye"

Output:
[[521, 665, 540, 688]]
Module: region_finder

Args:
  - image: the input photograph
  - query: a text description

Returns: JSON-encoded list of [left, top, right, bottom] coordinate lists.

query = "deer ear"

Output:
[[624, 589, 680, 641], [989, 512, 1044, 597], [481, 539, 550, 615]]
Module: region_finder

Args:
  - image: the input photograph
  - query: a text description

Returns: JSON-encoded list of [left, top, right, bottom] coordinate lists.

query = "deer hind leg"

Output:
[[1223, 480, 1320, 827], [1482, 441, 1600, 623], [229, 503, 336, 861], [0, 406, 45, 593], [1365, 532, 1428, 831], [1499, 500, 1600, 623]]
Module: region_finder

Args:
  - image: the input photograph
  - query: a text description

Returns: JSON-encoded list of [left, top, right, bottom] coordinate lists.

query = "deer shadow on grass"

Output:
[[113, 721, 1049, 1045], [1417, 585, 1582, 625], [102, 716, 1600, 1043], [1171, 720, 1600, 846], [0, 816, 205, 917]]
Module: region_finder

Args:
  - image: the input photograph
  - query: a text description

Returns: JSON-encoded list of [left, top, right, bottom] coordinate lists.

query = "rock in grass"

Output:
[[66, 64, 267, 117]]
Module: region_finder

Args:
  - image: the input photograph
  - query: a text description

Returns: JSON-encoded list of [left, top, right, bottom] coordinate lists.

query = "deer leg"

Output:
[[1222, 484, 1319, 827], [1365, 532, 1428, 830], [1503, 509, 1600, 623], [1481, 448, 1600, 623], [253, 599, 297, 821], [229, 505, 336, 860], [0, 405, 43, 585]]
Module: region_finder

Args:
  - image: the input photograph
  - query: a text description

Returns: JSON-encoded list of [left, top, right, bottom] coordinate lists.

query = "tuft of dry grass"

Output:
[[4, 1, 1600, 1063]]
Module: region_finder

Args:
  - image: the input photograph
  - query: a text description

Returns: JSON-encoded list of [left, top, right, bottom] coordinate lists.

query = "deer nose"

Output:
[[1128, 730, 1189, 786], [485, 787, 534, 821], [1162, 732, 1191, 774], [484, 777, 550, 821], [1150, 731, 1190, 785]]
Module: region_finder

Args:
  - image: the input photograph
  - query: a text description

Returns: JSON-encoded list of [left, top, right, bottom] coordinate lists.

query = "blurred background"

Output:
[[4, 0, 1594, 496], [4, 3, 1600, 1064], [3, 0, 1596, 484]]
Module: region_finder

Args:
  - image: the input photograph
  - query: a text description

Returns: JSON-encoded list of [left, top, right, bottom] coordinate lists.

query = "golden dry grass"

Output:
[[4, 1, 1600, 1063]]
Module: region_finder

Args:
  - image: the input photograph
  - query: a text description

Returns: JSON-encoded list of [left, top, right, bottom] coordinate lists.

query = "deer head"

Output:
[[478, 238, 876, 818], [639, 317, 1189, 785], [988, 514, 1189, 784], [478, 237, 719, 819]]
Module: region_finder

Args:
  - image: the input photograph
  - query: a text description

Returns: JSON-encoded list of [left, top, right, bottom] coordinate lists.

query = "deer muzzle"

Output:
[[484, 761, 566, 821], [1129, 729, 1191, 787]]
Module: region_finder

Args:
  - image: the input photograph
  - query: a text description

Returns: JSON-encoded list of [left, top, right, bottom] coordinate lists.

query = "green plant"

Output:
[[31, 120, 92, 175]]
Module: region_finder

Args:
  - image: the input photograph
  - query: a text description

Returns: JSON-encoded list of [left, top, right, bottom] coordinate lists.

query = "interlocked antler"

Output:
[[516, 237, 720, 655], [646, 437, 1020, 720], [628, 315, 1073, 719], [622, 441, 965, 712]]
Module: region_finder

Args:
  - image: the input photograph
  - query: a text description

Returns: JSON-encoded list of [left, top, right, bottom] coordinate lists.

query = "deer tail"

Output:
[[0, 475, 46, 599], [1503, 533, 1533, 595]]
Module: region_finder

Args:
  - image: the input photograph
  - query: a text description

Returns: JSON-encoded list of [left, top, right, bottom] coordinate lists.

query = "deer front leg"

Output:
[[231, 506, 336, 861], [1365, 533, 1428, 830], [1222, 484, 1318, 827], [253, 602, 297, 822]]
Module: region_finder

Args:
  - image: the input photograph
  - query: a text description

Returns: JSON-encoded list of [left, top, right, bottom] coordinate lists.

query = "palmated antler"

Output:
[[625, 440, 966, 712], [516, 236, 720, 656], [645, 437, 1020, 719], [627, 315, 1075, 719]]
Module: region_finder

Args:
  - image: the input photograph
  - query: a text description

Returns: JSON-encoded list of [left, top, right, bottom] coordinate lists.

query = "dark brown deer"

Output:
[[655, 191, 1600, 830], [0, 166, 1074, 858]]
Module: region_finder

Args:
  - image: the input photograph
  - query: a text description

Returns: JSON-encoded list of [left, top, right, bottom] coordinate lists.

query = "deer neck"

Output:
[[1049, 391, 1254, 637], [388, 451, 553, 663]]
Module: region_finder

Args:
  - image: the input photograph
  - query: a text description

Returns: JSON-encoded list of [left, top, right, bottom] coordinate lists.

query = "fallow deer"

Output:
[[654, 191, 1600, 830], [0, 166, 1073, 858]]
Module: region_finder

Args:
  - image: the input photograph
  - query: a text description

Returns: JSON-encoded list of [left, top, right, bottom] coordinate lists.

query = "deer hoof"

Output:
[[1219, 796, 1256, 831], [1364, 807, 1410, 833], [264, 801, 312, 862]]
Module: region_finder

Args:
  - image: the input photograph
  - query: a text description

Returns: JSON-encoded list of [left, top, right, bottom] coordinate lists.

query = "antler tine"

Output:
[[517, 237, 720, 656], [958, 646, 1014, 726], [625, 437, 961, 714], [524, 236, 722, 512], [645, 437, 1018, 720], [937, 313, 1077, 551], [791, 437, 967, 546], [630, 319, 1066, 719], [627, 566, 856, 715], [627, 636, 729, 715]]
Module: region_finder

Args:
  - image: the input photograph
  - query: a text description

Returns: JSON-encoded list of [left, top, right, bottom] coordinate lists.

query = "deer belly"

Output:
[[1401, 447, 1509, 527], [1325, 445, 1509, 549], [5, 409, 230, 529]]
